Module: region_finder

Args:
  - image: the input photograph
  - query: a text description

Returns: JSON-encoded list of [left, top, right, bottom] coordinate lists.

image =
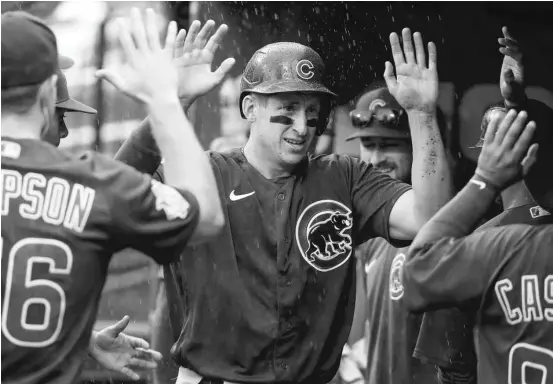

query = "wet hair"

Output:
[[479, 101, 507, 142]]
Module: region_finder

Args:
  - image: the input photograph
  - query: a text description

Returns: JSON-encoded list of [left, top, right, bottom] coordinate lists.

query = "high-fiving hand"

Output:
[[96, 8, 178, 105], [498, 26, 525, 106], [384, 28, 438, 113], [476, 109, 538, 190], [89, 315, 163, 381], [171, 20, 236, 105]]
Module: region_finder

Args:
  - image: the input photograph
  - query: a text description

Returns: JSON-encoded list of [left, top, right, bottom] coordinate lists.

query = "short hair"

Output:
[[1, 83, 42, 115], [480, 101, 507, 140]]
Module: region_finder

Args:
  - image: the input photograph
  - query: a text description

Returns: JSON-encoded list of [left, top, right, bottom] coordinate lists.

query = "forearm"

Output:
[[410, 176, 498, 252], [147, 97, 223, 238], [407, 110, 454, 227]]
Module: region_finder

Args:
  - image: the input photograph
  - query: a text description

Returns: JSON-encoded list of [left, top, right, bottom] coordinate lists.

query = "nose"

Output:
[[292, 110, 308, 136], [363, 149, 386, 166], [60, 120, 69, 139]]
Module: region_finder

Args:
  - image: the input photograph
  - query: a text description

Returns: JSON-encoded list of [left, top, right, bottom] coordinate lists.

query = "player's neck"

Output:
[[500, 182, 536, 210], [1, 112, 43, 141], [243, 140, 294, 180]]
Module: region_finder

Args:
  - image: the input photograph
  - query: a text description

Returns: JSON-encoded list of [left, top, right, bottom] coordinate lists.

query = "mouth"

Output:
[[284, 138, 306, 149], [375, 166, 395, 174]]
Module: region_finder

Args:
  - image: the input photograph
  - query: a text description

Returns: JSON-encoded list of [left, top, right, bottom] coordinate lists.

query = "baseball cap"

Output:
[[346, 86, 409, 141], [56, 69, 97, 114], [1, 11, 58, 89]]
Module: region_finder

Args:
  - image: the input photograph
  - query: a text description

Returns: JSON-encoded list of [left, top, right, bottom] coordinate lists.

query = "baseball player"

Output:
[[413, 27, 553, 384], [1, 9, 222, 383], [115, 26, 453, 384], [340, 84, 447, 384], [401, 108, 551, 384]]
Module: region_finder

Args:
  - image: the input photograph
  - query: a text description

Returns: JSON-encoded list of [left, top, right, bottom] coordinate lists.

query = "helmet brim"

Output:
[[246, 79, 337, 98]]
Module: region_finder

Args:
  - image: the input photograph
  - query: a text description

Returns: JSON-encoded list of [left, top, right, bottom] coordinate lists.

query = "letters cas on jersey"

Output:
[[295, 200, 353, 272]]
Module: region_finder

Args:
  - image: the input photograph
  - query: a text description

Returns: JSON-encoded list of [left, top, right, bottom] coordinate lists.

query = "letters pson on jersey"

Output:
[[1, 170, 95, 233], [389, 253, 406, 301], [295, 200, 353, 272], [150, 180, 190, 221]]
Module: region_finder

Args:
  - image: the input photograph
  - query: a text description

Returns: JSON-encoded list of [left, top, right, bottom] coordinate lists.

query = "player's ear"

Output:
[[242, 94, 257, 122]]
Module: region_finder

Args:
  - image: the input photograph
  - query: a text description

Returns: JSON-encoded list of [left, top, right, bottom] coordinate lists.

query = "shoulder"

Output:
[[206, 148, 245, 170]]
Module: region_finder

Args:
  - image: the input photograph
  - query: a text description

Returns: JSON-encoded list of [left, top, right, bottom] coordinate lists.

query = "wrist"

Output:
[[406, 108, 437, 119], [470, 173, 501, 195], [89, 331, 98, 356]]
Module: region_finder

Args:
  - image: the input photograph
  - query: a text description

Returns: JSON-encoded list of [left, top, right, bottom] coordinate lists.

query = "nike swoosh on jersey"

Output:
[[229, 190, 256, 201]]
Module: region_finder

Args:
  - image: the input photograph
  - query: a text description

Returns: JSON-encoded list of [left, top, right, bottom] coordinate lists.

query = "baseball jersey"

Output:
[[402, 224, 553, 384], [166, 148, 411, 384], [360, 238, 439, 384], [1, 138, 199, 384], [414, 204, 553, 375]]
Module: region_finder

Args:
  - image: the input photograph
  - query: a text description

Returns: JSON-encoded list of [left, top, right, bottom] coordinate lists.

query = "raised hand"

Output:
[[171, 20, 236, 105], [384, 28, 438, 113], [89, 316, 163, 381], [498, 26, 525, 106], [476, 109, 538, 190], [96, 8, 178, 105]]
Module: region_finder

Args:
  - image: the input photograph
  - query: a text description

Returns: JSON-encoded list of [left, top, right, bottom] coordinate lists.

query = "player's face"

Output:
[[255, 93, 321, 167], [359, 137, 412, 182], [43, 108, 69, 147]]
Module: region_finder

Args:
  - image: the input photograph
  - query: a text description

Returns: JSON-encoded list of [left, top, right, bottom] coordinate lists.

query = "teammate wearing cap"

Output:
[[400, 103, 551, 384], [339, 83, 447, 384], [115, 26, 453, 384], [1, 8, 223, 384], [413, 27, 553, 384]]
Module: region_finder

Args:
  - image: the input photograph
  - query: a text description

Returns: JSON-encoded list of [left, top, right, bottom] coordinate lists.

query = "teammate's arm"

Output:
[[383, 29, 453, 241], [97, 9, 224, 242], [402, 225, 531, 312]]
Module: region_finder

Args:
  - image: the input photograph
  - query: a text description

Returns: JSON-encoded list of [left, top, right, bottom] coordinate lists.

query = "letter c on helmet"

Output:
[[296, 60, 314, 80]]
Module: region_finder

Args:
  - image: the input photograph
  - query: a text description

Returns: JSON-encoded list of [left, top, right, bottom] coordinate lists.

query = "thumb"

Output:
[[521, 143, 539, 177], [383, 61, 397, 92], [105, 315, 130, 337], [214, 57, 236, 81], [95, 69, 125, 90], [504, 69, 515, 84]]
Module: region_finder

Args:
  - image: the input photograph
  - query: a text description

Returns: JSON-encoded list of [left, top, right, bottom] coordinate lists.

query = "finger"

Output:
[[194, 19, 216, 49], [214, 57, 236, 80], [512, 120, 536, 155], [483, 112, 503, 148], [136, 347, 163, 361], [128, 358, 158, 369], [401, 28, 416, 64], [494, 109, 518, 144], [95, 70, 125, 90], [130, 8, 149, 52], [383, 61, 397, 91], [105, 315, 130, 336], [205, 24, 229, 54], [120, 366, 140, 381], [502, 111, 528, 149], [145, 8, 161, 51], [388, 32, 405, 66], [521, 143, 539, 176], [164, 21, 178, 58], [498, 38, 519, 48], [173, 28, 187, 58], [117, 19, 138, 63], [125, 335, 150, 350], [427, 42, 437, 71], [502, 26, 516, 41], [183, 20, 201, 52], [413, 31, 426, 67]]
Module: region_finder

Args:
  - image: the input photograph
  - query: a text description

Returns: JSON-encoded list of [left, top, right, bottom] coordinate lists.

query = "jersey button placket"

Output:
[[277, 193, 285, 201]]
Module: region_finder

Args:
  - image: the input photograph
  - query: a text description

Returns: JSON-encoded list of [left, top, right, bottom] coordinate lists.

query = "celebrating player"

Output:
[[116, 25, 453, 383], [414, 27, 553, 384], [1, 8, 222, 383], [340, 83, 448, 384], [401, 106, 552, 384]]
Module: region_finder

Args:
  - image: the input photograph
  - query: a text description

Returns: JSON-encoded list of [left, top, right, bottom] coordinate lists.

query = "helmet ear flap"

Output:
[[316, 97, 335, 136]]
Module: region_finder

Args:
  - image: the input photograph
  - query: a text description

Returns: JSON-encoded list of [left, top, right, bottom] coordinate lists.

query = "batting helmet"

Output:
[[239, 42, 337, 135]]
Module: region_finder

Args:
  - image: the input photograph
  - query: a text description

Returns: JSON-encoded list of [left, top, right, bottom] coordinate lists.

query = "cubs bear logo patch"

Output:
[[389, 253, 406, 300], [295, 200, 353, 272]]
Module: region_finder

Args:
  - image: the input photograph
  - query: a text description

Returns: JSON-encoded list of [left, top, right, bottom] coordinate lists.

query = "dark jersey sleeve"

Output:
[[401, 225, 529, 313], [347, 156, 412, 245], [105, 159, 199, 264]]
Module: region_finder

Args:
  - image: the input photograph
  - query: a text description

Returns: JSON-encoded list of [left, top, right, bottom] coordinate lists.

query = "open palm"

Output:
[[171, 20, 235, 103], [384, 28, 438, 112]]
